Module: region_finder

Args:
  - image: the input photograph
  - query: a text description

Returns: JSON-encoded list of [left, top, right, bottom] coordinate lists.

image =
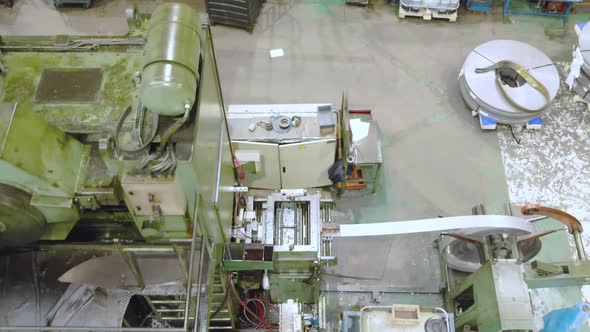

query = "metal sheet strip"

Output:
[[338, 215, 535, 238]]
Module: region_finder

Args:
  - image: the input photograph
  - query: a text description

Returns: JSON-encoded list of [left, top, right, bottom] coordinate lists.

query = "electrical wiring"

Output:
[[251, 294, 280, 329], [510, 125, 522, 145], [233, 189, 255, 242], [434, 307, 450, 332], [254, 297, 280, 312], [231, 156, 248, 240], [243, 298, 266, 327], [250, 294, 274, 329], [114, 105, 159, 154], [233, 192, 253, 242], [226, 274, 279, 330], [255, 299, 265, 329], [238, 230, 255, 241], [234, 156, 246, 182], [233, 192, 241, 226]]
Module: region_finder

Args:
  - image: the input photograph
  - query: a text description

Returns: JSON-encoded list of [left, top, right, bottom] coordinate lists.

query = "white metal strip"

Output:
[[338, 215, 535, 238]]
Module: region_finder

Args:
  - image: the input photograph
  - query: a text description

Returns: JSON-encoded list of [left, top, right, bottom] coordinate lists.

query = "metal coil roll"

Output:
[[459, 40, 559, 126]]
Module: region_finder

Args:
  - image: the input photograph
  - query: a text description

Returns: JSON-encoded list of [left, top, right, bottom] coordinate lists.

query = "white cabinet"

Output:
[[232, 138, 336, 189], [279, 138, 336, 189], [233, 141, 281, 190]]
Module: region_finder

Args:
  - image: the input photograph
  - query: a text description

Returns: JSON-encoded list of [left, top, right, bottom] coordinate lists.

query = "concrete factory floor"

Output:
[[3, 0, 590, 329], [1, 0, 586, 219]]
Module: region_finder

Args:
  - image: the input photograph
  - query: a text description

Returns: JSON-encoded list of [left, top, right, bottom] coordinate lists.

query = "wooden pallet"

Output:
[[399, 4, 458, 21]]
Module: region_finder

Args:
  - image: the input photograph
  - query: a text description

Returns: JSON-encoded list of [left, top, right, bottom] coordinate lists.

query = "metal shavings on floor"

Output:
[[497, 62, 590, 328], [498, 63, 590, 251]]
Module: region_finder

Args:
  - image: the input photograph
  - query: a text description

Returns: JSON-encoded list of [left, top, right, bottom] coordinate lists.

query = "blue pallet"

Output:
[[466, 0, 493, 12], [478, 115, 543, 130]]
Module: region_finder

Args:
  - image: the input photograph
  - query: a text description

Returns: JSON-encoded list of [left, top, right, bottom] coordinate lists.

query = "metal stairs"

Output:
[[207, 269, 233, 331]]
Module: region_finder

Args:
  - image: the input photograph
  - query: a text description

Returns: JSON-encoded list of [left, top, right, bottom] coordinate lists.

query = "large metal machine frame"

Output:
[[2, 4, 590, 332], [0, 5, 235, 331]]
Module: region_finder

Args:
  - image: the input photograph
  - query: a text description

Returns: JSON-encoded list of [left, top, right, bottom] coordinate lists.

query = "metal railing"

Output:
[[0, 194, 207, 332]]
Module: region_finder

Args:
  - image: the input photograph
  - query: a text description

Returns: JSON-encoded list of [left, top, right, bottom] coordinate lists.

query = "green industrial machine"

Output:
[[443, 205, 590, 332], [0, 4, 331, 330], [0, 3, 235, 246], [0, 4, 241, 330], [3, 4, 590, 332]]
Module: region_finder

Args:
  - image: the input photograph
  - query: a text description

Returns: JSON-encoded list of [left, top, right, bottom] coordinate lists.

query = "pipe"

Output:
[[183, 193, 200, 331], [574, 231, 588, 261], [348, 109, 372, 115], [526, 215, 549, 223], [193, 236, 206, 332], [434, 307, 450, 332], [321, 296, 326, 329], [318, 296, 324, 329]]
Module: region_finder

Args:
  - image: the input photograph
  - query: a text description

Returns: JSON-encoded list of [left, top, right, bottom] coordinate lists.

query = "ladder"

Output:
[[208, 269, 233, 331]]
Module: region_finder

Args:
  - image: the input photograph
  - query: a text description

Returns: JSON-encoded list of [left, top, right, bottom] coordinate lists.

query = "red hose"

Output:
[[227, 274, 279, 330]]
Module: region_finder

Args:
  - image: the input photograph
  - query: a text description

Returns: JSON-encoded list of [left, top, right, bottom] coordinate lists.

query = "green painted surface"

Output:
[[526, 218, 590, 332], [133, 214, 190, 240], [32, 198, 79, 224], [140, 2, 202, 116], [447, 261, 536, 332], [223, 260, 274, 272], [269, 273, 319, 303], [526, 260, 590, 289], [0, 107, 88, 198], [180, 27, 236, 244], [0, 26, 234, 244], [0, 52, 141, 133], [273, 251, 317, 273]]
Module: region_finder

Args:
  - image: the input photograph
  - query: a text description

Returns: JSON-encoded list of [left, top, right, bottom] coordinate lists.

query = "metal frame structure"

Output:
[[345, 112, 382, 195], [0, 194, 208, 332], [503, 0, 578, 23], [263, 192, 321, 256], [465, 0, 493, 12]]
